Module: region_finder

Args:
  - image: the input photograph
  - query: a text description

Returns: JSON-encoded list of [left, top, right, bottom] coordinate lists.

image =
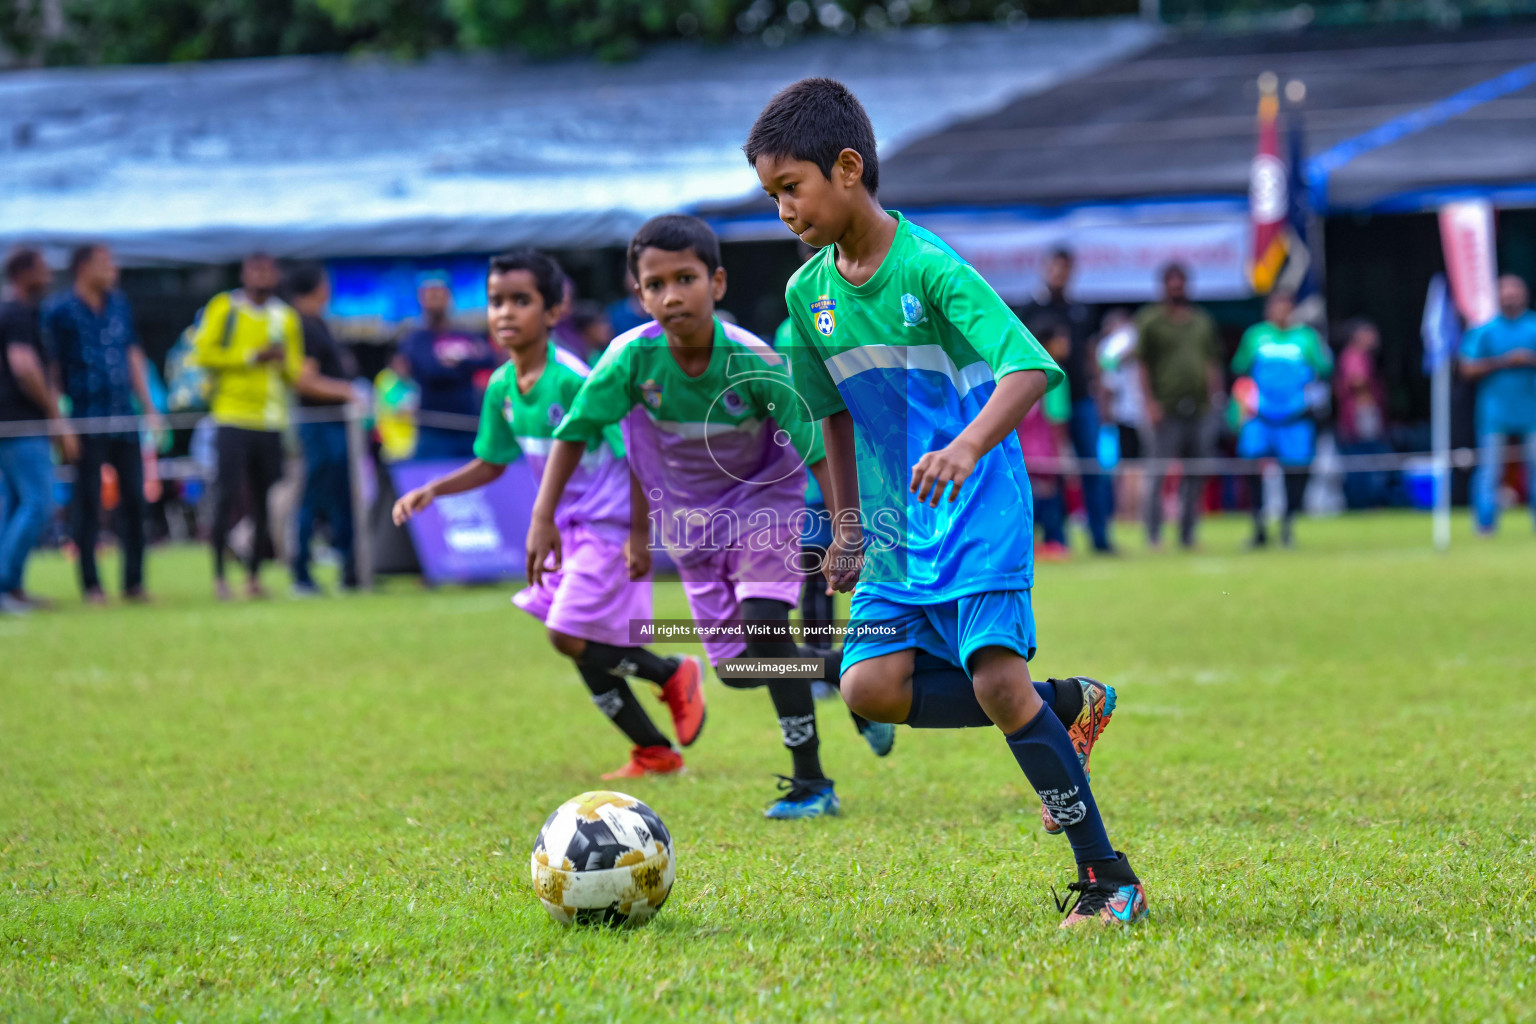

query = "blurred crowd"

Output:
[[0, 244, 620, 613], [1011, 249, 1536, 555], [3, 242, 1534, 614]]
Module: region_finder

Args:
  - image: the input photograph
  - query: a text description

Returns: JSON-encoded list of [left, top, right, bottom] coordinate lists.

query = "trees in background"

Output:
[[1, 0, 1134, 66]]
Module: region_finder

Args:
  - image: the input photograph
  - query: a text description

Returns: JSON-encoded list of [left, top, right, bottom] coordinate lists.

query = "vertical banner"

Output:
[[1248, 73, 1288, 295], [1438, 200, 1499, 328]]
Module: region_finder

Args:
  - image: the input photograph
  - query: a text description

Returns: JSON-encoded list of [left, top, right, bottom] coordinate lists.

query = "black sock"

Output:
[[576, 665, 671, 749], [743, 598, 825, 780], [768, 679, 824, 780], [581, 640, 679, 685], [905, 653, 1068, 729]]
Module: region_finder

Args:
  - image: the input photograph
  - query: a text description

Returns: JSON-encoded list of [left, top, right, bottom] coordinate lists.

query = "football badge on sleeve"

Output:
[[810, 295, 837, 337]]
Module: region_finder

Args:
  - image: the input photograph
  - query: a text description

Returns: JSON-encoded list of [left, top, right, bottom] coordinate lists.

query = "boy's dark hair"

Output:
[[626, 215, 722, 279], [488, 249, 565, 311], [284, 261, 326, 299], [1161, 261, 1189, 282], [1049, 246, 1075, 264], [4, 247, 44, 282], [744, 77, 879, 195], [69, 243, 104, 277]]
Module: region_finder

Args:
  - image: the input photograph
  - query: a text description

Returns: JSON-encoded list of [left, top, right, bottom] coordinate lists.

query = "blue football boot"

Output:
[[859, 720, 896, 757], [764, 775, 841, 819]]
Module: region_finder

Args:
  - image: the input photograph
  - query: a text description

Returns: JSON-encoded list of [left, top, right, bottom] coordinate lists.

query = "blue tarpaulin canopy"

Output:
[[0, 20, 1158, 266]]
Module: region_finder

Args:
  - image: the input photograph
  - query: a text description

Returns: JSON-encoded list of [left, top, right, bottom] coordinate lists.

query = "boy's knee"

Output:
[[547, 629, 585, 659], [839, 660, 909, 723]]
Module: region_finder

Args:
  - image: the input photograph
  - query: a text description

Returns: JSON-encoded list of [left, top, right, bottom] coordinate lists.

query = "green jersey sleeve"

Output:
[[930, 261, 1065, 391], [1042, 376, 1071, 424], [748, 358, 826, 466], [1231, 327, 1261, 376], [554, 342, 637, 447], [1301, 327, 1333, 377], [782, 305, 846, 420], [473, 369, 521, 465]]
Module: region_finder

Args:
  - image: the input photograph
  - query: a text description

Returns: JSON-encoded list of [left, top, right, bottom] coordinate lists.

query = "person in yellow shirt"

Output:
[[190, 253, 303, 600]]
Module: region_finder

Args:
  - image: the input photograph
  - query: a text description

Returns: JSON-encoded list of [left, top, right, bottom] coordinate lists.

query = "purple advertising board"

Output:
[[388, 458, 677, 585], [389, 459, 536, 584]]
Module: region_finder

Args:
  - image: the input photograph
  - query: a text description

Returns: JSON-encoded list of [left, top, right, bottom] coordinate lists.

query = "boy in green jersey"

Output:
[[747, 79, 1146, 926], [394, 250, 705, 779], [528, 216, 892, 819]]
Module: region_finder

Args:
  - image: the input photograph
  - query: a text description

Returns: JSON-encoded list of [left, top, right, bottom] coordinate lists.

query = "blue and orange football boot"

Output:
[[1041, 677, 1116, 835], [1057, 852, 1149, 929], [764, 775, 841, 820]]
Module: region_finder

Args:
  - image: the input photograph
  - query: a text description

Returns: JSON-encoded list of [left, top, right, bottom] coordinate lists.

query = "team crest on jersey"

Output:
[[901, 293, 926, 326], [810, 295, 837, 337], [502, 396, 515, 425], [547, 402, 564, 426], [640, 378, 663, 411], [720, 388, 747, 416]]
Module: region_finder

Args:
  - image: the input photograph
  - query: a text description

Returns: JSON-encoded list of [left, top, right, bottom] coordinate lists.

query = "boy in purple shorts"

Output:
[[527, 215, 891, 819], [749, 79, 1146, 926], [394, 250, 705, 780]]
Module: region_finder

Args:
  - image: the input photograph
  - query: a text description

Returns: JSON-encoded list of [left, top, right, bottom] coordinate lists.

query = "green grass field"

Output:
[[3, 512, 1534, 1022]]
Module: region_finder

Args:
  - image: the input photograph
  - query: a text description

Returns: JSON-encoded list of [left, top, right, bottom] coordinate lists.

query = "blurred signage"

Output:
[[913, 206, 1251, 303], [327, 256, 491, 341], [1437, 200, 1498, 328], [389, 459, 535, 584]]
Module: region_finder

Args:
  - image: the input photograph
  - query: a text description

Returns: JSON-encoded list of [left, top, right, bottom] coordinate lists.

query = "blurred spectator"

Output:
[[1018, 248, 1113, 553], [568, 300, 614, 362], [44, 244, 159, 604], [1334, 319, 1392, 509], [1016, 324, 1073, 560], [1232, 290, 1332, 547], [395, 271, 498, 460], [0, 248, 75, 614], [285, 263, 359, 596], [1458, 274, 1536, 535], [1095, 309, 1148, 521], [1135, 263, 1222, 550], [191, 253, 303, 600], [606, 269, 648, 337]]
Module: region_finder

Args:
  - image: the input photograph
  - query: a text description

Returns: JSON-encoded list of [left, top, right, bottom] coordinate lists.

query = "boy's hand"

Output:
[[253, 344, 287, 365], [526, 516, 563, 586], [910, 438, 979, 507], [824, 529, 865, 594], [392, 486, 434, 526], [624, 535, 652, 580]]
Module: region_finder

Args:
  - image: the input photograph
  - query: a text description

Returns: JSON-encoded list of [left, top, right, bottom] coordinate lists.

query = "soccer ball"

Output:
[[529, 790, 675, 927]]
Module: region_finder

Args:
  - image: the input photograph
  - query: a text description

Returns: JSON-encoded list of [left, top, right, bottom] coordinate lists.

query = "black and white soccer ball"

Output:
[[530, 790, 675, 927]]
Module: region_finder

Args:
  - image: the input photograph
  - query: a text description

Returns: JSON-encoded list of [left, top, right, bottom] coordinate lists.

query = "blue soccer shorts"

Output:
[[842, 588, 1037, 678], [1238, 417, 1316, 467]]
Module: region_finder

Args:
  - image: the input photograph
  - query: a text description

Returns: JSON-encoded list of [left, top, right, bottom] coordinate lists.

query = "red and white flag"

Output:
[[1438, 200, 1498, 329], [1248, 78, 1288, 295]]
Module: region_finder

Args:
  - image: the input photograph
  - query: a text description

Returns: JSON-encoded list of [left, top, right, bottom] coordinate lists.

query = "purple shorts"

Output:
[[514, 524, 652, 647], [675, 523, 801, 664]]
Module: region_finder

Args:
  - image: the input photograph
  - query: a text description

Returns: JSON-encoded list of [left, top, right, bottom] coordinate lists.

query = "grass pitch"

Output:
[[3, 512, 1534, 1022]]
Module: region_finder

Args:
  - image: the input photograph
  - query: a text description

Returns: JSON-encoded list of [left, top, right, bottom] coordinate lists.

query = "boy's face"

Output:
[[754, 152, 861, 249], [486, 270, 556, 354], [634, 247, 725, 340]]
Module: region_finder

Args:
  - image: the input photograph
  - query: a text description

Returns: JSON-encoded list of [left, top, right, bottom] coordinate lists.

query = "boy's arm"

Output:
[[820, 409, 863, 593], [1231, 328, 1257, 376], [392, 458, 507, 525], [526, 439, 588, 585], [624, 468, 651, 581], [911, 370, 1049, 507]]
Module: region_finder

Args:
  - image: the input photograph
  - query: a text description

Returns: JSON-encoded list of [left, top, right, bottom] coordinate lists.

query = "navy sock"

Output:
[[903, 656, 1061, 729], [1004, 704, 1115, 863]]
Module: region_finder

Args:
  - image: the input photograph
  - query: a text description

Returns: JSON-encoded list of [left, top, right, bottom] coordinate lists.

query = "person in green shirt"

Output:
[[1231, 289, 1333, 547], [1133, 263, 1223, 549], [393, 250, 705, 781]]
